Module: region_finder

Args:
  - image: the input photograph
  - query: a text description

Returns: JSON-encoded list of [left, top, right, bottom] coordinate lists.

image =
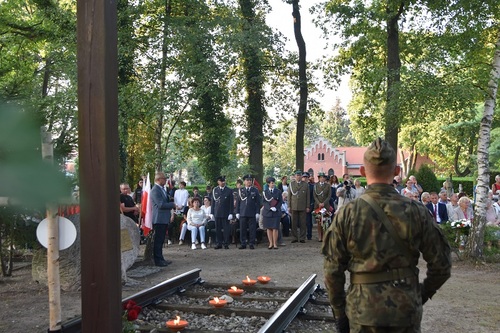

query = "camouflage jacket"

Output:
[[321, 183, 451, 326]]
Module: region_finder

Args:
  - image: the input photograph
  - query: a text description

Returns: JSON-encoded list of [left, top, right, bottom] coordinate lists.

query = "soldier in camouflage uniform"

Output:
[[322, 138, 451, 333]]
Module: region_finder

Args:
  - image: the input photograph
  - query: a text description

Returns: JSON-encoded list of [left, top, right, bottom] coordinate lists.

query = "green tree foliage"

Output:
[[415, 164, 439, 193], [310, 98, 357, 147], [312, 0, 500, 177], [0, 0, 78, 165]]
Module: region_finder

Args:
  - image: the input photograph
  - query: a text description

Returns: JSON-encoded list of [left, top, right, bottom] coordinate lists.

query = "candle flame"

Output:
[[263, 276, 268, 280], [231, 286, 237, 291], [246, 276, 251, 282], [214, 297, 220, 304], [174, 316, 180, 325]]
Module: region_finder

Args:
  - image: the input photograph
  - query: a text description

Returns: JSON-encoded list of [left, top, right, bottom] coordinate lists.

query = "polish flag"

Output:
[[253, 179, 262, 192], [141, 173, 152, 236]]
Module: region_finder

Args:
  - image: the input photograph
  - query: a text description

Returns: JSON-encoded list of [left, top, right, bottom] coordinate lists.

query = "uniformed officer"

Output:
[[303, 172, 315, 240], [287, 170, 310, 243], [236, 174, 261, 249], [313, 172, 331, 241], [212, 176, 234, 249], [322, 138, 451, 333]]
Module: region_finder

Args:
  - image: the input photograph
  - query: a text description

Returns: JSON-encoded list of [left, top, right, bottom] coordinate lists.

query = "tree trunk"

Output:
[[465, 30, 500, 259], [293, 0, 307, 172], [385, 2, 404, 150], [453, 145, 471, 177], [239, 0, 265, 184], [154, 0, 172, 172]]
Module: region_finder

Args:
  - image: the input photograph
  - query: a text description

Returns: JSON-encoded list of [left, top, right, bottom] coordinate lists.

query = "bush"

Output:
[[415, 164, 439, 193]]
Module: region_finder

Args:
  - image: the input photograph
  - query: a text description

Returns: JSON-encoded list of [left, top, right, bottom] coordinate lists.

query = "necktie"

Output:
[[434, 204, 437, 221]]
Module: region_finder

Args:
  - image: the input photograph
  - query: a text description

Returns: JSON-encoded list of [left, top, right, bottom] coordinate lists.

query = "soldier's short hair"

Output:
[[363, 137, 396, 166]]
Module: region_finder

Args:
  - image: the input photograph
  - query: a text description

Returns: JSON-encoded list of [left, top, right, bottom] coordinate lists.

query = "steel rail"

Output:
[[60, 268, 202, 333], [257, 274, 318, 333]]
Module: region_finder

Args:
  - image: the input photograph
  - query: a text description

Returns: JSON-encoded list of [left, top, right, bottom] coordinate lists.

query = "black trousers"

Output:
[[153, 223, 168, 264], [215, 217, 230, 246], [239, 216, 256, 246]]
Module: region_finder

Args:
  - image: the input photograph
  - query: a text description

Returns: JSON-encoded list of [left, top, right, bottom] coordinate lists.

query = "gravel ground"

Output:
[[1, 227, 499, 332]]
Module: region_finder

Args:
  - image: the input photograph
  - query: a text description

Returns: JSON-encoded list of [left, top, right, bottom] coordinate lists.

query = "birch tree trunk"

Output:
[[466, 30, 500, 259]]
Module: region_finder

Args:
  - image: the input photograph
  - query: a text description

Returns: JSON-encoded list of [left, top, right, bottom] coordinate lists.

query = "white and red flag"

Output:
[[141, 173, 153, 236]]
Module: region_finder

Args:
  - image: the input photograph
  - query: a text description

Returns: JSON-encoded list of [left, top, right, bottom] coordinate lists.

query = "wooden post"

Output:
[[77, 0, 121, 332], [42, 128, 62, 332]]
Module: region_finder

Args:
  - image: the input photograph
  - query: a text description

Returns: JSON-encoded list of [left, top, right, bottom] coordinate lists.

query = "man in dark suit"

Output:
[[150, 172, 176, 266], [236, 174, 261, 249], [426, 192, 449, 224], [212, 176, 234, 249], [303, 172, 315, 240]]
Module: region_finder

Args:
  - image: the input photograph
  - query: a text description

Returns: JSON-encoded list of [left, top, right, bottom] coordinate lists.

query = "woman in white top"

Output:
[[353, 178, 365, 198], [485, 198, 500, 226], [451, 196, 474, 222], [335, 187, 351, 215], [186, 197, 207, 249]]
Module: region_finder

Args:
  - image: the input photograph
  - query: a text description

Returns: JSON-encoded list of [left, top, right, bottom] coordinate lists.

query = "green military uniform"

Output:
[[313, 179, 331, 210], [322, 138, 451, 333], [288, 171, 310, 242]]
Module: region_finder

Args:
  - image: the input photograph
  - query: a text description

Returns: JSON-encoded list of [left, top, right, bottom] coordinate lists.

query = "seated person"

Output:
[[486, 198, 500, 226], [186, 197, 207, 249], [178, 197, 193, 245], [201, 196, 215, 244], [120, 183, 139, 224], [280, 191, 291, 237]]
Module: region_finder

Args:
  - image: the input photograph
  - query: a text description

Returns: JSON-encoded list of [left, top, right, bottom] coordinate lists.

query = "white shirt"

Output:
[[174, 188, 189, 212], [201, 205, 213, 221]]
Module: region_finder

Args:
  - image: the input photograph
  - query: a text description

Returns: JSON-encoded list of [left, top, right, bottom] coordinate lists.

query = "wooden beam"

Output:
[[77, 0, 121, 331]]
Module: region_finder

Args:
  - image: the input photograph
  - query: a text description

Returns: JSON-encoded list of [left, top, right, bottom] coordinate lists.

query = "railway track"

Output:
[[60, 268, 334, 332]]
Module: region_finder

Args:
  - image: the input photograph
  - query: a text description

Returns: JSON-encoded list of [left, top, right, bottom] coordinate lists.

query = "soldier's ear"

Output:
[[359, 166, 366, 177]]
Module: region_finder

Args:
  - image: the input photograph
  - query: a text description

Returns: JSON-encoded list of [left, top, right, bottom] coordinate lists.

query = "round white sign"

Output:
[[36, 217, 77, 250]]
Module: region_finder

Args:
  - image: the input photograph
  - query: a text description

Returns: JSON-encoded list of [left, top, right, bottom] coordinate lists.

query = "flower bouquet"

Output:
[[122, 300, 141, 333], [449, 219, 471, 250], [450, 219, 471, 230], [313, 207, 332, 232]]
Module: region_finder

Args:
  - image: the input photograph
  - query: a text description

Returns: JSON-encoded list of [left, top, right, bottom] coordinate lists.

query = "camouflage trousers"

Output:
[[349, 322, 420, 333]]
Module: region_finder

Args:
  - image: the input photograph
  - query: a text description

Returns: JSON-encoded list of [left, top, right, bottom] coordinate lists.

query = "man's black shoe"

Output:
[[155, 261, 170, 267], [249, 245, 255, 249], [214, 245, 222, 249], [291, 240, 298, 243], [224, 245, 229, 249], [300, 240, 305, 243], [239, 245, 246, 249]]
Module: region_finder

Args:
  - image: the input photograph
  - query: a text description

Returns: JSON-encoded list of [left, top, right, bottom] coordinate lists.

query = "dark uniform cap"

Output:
[[217, 176, 226, 182], [266, 176, 276, 183], [295, 170, 302, 175], [302, 172, 310, 177], [318, 172, 326, 178], [364, 137, 396, 166], [243, 174, 253, 180]]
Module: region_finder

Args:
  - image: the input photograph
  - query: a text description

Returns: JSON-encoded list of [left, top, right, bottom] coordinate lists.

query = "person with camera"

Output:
[[322, 138, 451, 333], [339, 174, 356, 200]]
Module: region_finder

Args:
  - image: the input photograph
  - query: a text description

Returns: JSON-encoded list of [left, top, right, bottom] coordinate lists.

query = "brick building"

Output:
[[303, 137, 433, 179]]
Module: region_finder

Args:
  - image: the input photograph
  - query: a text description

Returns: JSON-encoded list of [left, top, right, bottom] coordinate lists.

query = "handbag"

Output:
[[270, 198, 278, 207]]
